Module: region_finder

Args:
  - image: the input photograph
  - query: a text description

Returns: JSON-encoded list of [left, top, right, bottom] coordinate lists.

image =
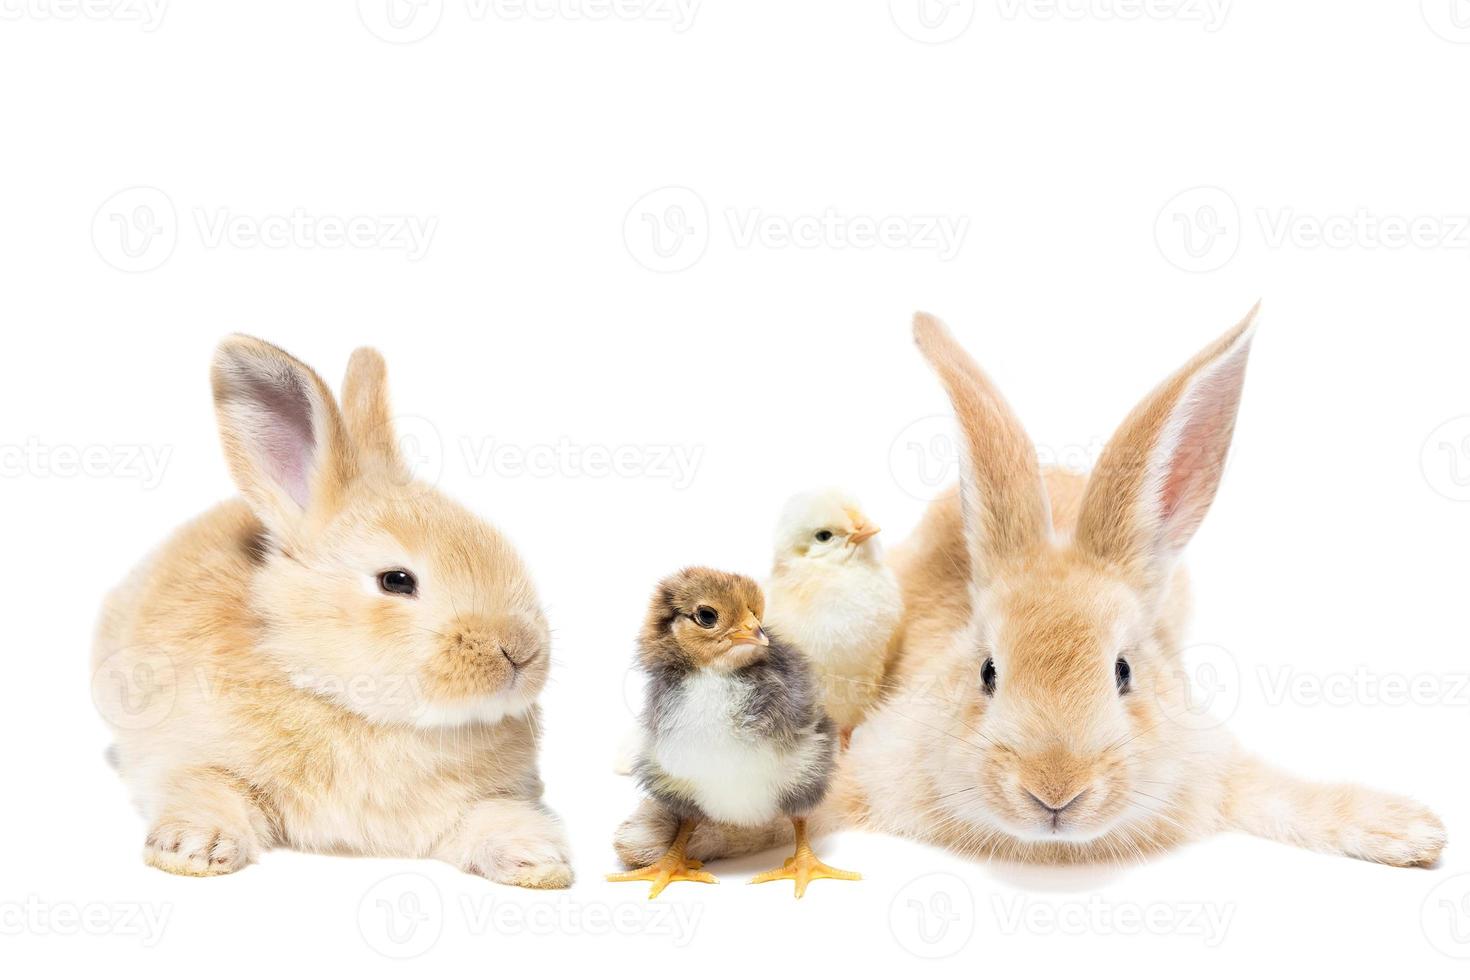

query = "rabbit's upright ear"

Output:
[[913, 313, 1052, 585], [212, 336, 356, 538], [1075, 304, 1260, 590], [340, 347, 408, 483]]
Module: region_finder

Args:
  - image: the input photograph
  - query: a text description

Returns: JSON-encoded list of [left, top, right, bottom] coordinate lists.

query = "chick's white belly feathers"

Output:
[[647, 672, 823, 827], [765, 564, 902, 729]]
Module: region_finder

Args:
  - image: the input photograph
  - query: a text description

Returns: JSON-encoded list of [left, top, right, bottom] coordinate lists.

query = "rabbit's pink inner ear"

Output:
[[1153, 341, 1251, 552], [241, 371, 318, 510], [1075, 307, 1258, 580], [213, 336, 353, 528]]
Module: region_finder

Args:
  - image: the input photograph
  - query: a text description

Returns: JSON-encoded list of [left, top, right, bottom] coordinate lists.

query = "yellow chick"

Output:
[[764, 490, 903, 747]]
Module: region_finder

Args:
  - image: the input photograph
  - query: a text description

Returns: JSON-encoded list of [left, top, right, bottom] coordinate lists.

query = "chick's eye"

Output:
[[981, 657, 997, 695], [694, 606, 719, 628], [378, 569, 417, 596], [1116, 657, 1132, 694], [814, 530, 834, 542]]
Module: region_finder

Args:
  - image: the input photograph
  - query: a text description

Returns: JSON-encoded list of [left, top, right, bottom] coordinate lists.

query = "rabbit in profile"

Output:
[[616, 306, 1446, 870], [94, 336, 571, 886]]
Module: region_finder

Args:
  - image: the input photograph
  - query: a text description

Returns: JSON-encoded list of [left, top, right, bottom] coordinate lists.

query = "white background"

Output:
[[3, 1, 1469, 976]]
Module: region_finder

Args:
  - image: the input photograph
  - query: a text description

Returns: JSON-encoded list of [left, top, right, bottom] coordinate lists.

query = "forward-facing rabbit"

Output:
[[615, 306, 1447, 870], [93, 337, 571, 886]]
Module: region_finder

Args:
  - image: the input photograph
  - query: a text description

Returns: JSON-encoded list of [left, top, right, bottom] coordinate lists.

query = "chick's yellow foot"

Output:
[[607, 852, 716, 899], [750, 845, 860, 899]]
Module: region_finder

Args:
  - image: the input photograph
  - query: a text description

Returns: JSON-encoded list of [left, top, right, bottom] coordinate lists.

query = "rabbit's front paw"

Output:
[[1341, 793, 1447, 868], [144, 820, 253, 877], [467, 830, 573, 889], [445, 799, 573, 889]]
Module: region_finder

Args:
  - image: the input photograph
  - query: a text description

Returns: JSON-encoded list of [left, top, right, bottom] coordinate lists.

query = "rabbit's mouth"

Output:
[[960, 767, 1127, 843], [1012, 786, 1108, 841]]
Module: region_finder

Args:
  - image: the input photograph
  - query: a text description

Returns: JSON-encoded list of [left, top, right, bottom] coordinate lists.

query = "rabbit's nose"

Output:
[[451, 617, 542, 667], [1025, 787, 1087, 815]]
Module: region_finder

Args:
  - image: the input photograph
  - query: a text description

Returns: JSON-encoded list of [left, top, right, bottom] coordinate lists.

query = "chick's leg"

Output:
[[607, 818, 717, 899], [750, 817, 860, 898]]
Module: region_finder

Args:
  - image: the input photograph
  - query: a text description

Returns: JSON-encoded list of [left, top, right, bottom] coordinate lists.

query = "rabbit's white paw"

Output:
[[1340, 793, 1446, 867], [444, 799, 573, 889], [144, 820, 253, 876], [466, 829, 572, 889]]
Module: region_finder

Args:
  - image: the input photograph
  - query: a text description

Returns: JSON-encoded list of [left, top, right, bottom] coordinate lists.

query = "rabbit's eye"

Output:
[[378, 569, 418, 597], [814, 530, 834, 543], [694, 606, 719, 628], [981, 657, 997, 695], [1115, 657, 1132, 694]]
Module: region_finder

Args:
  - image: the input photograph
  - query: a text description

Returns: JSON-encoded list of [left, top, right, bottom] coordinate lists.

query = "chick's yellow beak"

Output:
[[728, 616, 770, 647], [849, 524, 881, 545]]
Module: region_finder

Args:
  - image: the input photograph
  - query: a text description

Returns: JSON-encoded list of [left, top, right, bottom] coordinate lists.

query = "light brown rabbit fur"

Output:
[[94, 337, 571, 886], [616, 306, 1447, 870]]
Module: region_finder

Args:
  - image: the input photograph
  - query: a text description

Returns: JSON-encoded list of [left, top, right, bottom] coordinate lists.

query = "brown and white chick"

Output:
[[764, 490, 903, 748], [608, 567, 858, 898]]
